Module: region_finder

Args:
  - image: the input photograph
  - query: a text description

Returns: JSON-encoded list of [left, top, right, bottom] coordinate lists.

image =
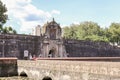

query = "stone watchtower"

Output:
[[41, 18, 66, 57]]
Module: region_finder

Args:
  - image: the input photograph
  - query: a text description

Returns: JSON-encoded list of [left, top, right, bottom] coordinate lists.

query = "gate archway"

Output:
[[48, 47, 56, 57]]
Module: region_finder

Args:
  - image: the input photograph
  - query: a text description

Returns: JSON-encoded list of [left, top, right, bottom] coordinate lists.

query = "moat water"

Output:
[[0, 77, 34, 80]]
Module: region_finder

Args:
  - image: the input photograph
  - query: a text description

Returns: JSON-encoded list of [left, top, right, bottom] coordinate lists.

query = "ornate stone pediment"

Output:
[[42, 18, 61, 40]]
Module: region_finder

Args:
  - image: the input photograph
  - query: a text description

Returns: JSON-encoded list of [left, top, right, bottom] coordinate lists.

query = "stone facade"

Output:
[[0, 19, 120, 59], [41, 18, 66, 57], [0, 19, 67, 59]]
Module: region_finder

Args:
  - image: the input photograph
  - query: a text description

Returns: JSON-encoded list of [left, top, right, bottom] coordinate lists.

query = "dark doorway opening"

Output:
[[20, 71, 28, 77], [48, 48, 55, 57], [42, 76, 52, 80]]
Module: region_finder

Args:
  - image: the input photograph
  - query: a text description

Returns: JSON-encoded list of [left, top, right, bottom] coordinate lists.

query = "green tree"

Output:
[[63, 21, 109, 42], [68, 24, 78, 39], [0, 0, 8, 33], [63, 24, 78, 39], [108, 23, 120, 44], [12, 30, 17, 34], [3, 26, 17, 34], [76, 21, 104, 41], [0, 0, 17, 34], [63, 26, 71, 39]]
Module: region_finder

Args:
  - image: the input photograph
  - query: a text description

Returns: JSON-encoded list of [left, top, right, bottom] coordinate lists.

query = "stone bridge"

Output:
[[17, 58, 120, 80]]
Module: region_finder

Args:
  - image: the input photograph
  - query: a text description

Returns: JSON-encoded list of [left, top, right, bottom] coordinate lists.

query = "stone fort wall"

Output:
[[64, 39, 120, 57], [0, 34, 41, 59], [0, 34, 120, 59]]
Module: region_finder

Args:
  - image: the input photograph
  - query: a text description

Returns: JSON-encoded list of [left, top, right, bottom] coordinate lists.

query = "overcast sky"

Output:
[[2, 0, 120, 34]]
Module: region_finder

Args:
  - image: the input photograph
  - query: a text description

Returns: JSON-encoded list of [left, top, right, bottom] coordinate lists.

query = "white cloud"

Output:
[[1, 0, 60, 33]]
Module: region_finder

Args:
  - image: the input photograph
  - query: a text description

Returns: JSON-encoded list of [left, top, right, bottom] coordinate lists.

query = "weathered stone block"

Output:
[[0, 58, 18, 77]]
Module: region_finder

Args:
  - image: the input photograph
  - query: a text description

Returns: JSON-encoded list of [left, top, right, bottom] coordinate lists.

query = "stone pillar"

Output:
[[43, 44, 47, 57], [46, 44, 49, 57], [43, 39, 49, 58]]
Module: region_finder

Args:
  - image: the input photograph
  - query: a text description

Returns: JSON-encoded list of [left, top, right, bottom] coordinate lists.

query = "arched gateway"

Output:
[[41, 18, 67, 57], [48, 48, 56, 57]]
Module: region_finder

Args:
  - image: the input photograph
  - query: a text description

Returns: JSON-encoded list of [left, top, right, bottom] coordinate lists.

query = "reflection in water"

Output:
[[0, 76, 34, 80]]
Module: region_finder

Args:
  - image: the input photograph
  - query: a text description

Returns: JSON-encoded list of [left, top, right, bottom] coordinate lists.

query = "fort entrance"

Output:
[[41, 18, 67, 57], [48, 48, 56, 57]]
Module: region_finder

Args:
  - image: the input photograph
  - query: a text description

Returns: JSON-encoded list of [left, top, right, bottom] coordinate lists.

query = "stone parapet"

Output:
[[18, 60, 120, 80]]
